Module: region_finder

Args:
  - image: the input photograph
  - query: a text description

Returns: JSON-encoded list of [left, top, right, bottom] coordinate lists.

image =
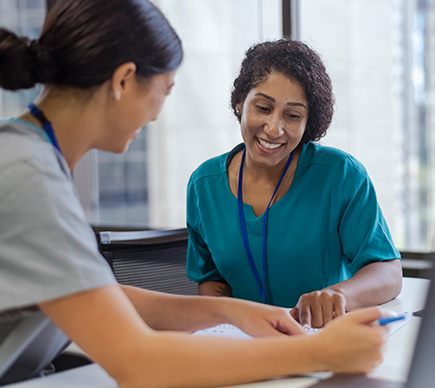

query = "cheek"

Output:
[[242, 111, 263, 132], [298, 120, 307, 134], [149, 91, 167, 112], [299, 118, 309, 135]]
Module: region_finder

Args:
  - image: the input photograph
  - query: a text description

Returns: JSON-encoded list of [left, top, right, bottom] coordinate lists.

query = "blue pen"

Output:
[[372, 315, 406, 326]]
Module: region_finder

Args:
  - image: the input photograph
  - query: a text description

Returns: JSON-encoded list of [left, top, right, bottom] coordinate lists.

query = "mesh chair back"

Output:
[[96, 228, 197, 295]]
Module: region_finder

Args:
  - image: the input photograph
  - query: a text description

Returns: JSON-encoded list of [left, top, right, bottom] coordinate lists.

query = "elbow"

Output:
[[390, 259, 403, 299]]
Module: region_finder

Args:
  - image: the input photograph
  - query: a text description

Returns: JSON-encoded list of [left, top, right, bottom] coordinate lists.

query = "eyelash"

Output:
[[256, 105, 300, 120], [256, 105, 270, 112]]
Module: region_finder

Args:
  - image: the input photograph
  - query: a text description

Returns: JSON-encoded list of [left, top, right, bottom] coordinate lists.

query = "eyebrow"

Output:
[[166, 83, 175, 94], [255, 92, 307, 109]]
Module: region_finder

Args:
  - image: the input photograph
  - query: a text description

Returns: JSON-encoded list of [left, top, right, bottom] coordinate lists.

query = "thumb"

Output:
[[258, 319, 304, 337], [275, 314, 305, 336], [345, 307, 385, 325], [290, 307, 299, 322]]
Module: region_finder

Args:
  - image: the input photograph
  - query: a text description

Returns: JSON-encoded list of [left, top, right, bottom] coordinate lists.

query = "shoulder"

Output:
[[188, 144, 243, 187], [0, 119, 61, 175], [300, 142, 368, 177]]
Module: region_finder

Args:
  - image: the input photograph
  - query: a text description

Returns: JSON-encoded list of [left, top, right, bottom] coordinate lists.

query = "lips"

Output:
[[257, 137, 284, 150]]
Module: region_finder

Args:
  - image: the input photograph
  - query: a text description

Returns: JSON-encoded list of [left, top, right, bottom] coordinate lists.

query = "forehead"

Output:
[[249, 72, 306, 102]]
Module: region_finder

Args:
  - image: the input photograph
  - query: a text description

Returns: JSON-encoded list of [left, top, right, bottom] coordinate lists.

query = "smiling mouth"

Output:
[[257, 138, 284, 150]]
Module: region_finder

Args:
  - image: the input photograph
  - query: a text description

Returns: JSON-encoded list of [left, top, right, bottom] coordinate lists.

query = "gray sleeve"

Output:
[[0, 157, 116, 312]]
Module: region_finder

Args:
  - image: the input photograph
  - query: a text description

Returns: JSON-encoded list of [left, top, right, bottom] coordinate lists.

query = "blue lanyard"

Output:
[[28, 103, 62, 155], [237, 148, 293, 304]]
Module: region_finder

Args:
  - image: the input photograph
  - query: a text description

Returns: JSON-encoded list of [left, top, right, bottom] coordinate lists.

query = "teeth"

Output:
[[258, 138, 282, 150]]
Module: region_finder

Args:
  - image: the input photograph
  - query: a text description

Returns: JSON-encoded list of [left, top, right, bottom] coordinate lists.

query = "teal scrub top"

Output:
[[186, 142, 400, 308]]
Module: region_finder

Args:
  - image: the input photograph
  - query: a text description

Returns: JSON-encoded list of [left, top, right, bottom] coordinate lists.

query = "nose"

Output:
[[263, 113, 284, 139]]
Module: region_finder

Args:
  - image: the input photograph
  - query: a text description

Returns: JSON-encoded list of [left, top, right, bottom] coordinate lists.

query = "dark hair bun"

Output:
[[0, 28, 56, 90]]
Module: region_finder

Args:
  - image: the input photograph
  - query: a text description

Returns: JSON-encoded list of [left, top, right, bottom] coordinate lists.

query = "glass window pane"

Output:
[[298, 0, 434, 251]]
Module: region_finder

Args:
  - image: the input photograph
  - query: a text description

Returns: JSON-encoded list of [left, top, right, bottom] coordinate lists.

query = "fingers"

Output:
[[344, 306, 385, 325], [258, 309, 305, 337], [318, 308, 389, 373], [257, 320, 303, 337], [289, 307, 299, 322], [233, 303, 305, 338], [298, 303, 312, 328], [322, 302, 334, 327], [294, 290, 346, 328], [275, 312, 305, 336], [334, 302, 345, 318]]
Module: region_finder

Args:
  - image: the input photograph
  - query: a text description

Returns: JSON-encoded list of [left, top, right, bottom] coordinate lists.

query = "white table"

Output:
[[4, 277, 429, 388]]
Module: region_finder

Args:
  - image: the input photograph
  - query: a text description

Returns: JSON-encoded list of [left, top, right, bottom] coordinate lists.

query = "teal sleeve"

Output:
[[334, 156, 401, 274], [186, 175, 225, 284]]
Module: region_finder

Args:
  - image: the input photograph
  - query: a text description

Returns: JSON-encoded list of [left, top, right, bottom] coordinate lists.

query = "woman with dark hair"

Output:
[[0, 3, 390, 386], [187, 39, 402, 328]]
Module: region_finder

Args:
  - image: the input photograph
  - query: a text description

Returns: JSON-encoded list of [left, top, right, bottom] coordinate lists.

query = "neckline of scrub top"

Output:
[[9, 117, 72, 178], [224, 142, 307, 220]]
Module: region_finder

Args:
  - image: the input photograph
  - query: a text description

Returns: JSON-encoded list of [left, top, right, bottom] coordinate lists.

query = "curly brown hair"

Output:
[[231, 39, 334, 143]]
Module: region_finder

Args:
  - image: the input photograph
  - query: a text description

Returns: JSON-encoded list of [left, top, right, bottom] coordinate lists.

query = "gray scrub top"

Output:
[[0, 118, 116, 314], [0, 118, 116, 383]]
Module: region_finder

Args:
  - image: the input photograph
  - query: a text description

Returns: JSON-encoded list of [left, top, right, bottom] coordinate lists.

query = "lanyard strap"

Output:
[[237, 147, 293, 304], [28, 103, 62, 155]]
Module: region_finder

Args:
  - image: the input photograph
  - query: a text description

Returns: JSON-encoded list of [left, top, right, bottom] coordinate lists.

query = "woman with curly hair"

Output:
[[186, 39, 402, 328]]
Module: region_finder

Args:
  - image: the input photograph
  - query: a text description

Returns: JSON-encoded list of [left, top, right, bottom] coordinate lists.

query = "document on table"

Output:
[[387, 311, 413, 335], [192, 312, 414, 339]]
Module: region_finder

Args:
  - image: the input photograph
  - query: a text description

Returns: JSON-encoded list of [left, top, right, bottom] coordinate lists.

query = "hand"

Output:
[[315, 307, 389, 373], [290, 288, 346, 328], [228, 299, 305, 337]]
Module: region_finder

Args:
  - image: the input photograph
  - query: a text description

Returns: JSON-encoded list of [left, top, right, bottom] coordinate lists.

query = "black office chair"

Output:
[[400, 251, 434, 279], [95, 228, 197, 295]]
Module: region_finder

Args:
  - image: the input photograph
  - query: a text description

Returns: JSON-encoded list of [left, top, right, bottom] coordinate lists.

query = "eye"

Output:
[[286, 113, 301, 120], [256, 105, 271, 113]]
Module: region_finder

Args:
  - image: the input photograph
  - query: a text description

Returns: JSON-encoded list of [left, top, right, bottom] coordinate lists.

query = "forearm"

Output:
[[327, 259, 403, 310], [121, 285, 237, 331], [118, 332, 321, 388]]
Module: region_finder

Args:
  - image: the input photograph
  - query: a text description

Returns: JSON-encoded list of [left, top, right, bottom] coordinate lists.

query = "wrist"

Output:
[[285, 334, 329, 373], [326, 285, 347, 302], [207, 295, 240, 325]]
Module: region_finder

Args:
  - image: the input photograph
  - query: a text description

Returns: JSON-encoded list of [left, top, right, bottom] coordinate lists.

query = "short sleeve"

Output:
[[186, 174, 225, 284], [333, 156, 400, 274], [0, 157, 116, 312]]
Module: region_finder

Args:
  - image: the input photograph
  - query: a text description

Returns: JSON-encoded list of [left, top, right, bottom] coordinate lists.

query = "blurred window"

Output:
[[297, 0, 434, 251]]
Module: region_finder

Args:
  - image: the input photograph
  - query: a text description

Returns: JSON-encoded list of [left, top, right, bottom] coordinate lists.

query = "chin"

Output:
[[118, 142, 132, 154], [100, 141, 131, 154]]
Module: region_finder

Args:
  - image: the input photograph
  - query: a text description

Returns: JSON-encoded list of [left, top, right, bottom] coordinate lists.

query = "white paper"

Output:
[[192, 312, 414, 339]]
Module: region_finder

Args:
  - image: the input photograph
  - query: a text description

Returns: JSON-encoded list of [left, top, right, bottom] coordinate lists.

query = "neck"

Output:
[[19, 87, 102, 171], [243, 146, 300, 184]]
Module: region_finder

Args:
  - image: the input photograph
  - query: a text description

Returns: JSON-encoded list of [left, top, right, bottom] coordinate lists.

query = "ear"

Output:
[[110, 62, 137, 101], [236, 103, 243, 117]]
